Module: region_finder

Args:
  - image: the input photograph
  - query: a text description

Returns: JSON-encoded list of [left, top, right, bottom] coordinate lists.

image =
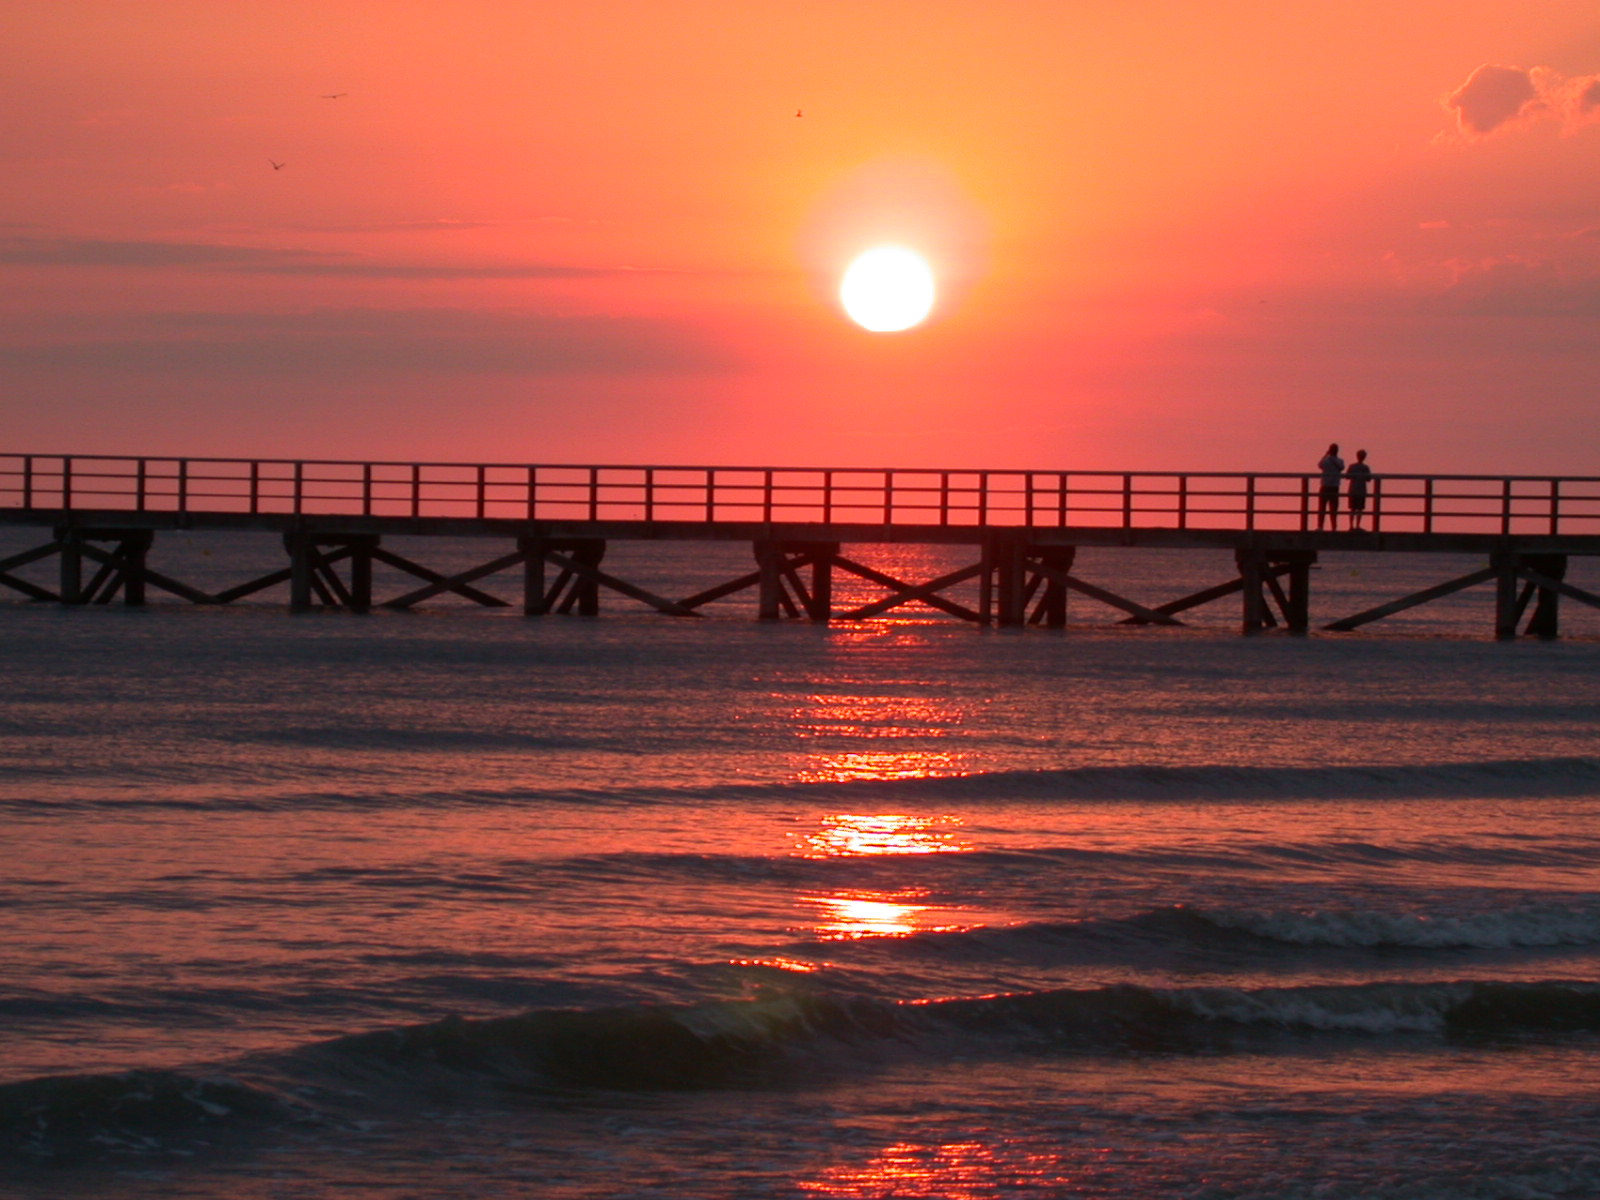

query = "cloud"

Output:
[[0, 235, 674, 279], [0, 307, 739, 377], [0, 236, 305, 268], [1445, 63, 1600, 137], [1446, 64, 1540, 135], [1433, 255, 1600, 316]]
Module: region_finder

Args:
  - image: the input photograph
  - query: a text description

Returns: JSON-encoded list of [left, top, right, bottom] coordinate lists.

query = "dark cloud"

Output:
[[0, 307, 738, 377], [230, 262, 654, 280], [1445, 64, 1600, 136], [0, 235, 671, 279], [1435, 257, 1600, 316], [1446, 64, 1540, 135], [0, 237, 310, 268]]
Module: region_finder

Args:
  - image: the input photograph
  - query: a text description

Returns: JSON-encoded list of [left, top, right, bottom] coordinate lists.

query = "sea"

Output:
[[2, 531, 1598, 1199]]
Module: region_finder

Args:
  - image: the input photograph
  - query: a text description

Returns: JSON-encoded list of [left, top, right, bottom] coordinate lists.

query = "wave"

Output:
[[783, 902, 1600, 972], [6, 978, 1599, 1162], [5, 756, 1600, 814]]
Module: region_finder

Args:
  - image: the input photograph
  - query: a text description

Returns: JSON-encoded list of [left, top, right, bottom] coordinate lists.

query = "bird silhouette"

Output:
[[269, 159, 285, 170], [795, 108, 803, 117], [321, 93, 347, 99]]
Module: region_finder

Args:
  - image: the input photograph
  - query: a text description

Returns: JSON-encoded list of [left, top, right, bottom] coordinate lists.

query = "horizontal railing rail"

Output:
[[2, 454, 1598, 537]]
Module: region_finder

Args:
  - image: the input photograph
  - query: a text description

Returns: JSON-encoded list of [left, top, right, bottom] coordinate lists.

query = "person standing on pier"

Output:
[[1316, 443, 1345, 530], [1346, 449, 1372, 531]]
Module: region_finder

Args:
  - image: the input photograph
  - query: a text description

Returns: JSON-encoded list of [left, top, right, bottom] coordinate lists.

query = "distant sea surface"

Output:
[[2, 533, 1599, 1198]]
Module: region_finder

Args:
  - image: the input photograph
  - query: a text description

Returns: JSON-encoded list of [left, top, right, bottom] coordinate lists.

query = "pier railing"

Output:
[[3, 454, 1599, 537]]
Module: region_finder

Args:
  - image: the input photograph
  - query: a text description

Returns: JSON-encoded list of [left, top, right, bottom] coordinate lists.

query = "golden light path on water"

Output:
[[782, 659, 977, 939]]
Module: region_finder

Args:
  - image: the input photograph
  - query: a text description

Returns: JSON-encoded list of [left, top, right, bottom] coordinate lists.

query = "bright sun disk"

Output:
[[840, 246, 935, 332]]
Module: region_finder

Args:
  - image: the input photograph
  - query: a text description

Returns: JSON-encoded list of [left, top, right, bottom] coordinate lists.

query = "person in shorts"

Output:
[[1345, 449, 1372, 531]]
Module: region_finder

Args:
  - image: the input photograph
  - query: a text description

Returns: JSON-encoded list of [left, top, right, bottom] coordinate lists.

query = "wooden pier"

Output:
[[3, 453, 1599, 639]]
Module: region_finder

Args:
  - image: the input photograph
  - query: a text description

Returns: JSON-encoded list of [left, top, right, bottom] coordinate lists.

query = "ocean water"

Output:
[[2, 532, 1599, 1198]]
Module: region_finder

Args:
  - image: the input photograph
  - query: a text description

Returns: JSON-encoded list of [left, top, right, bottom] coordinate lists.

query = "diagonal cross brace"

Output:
[[1025, 557, 1183, 625], [540, 549, 701, 617], [1517, 568, 1600, 612], [76, 540, 218, 604], [382, 550, 524, 609], [1323, 566, 1498, 631], [370, 546, 509, 608], [833, 557, 985, 622]]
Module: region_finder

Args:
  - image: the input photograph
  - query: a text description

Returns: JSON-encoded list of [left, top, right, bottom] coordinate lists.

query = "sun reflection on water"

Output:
[[802, 812, 969, 858], [798, 1140, 1071, 1197], [796, 812, 973, 939]]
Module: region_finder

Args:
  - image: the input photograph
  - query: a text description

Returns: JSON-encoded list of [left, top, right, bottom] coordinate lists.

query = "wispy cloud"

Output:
[[1445, 63, 1600, 137], [0, 235, 672, 279], [0, 307, 739, 376]]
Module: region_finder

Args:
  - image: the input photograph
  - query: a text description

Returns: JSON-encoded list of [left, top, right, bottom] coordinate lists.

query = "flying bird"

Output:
[[321, 93, 347, 99], [795, 108, 803, 117], [269, 159, 285, 170]]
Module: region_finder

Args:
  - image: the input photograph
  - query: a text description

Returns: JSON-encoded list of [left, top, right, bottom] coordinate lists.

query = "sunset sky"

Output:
[[4, 2, 1597, 472]]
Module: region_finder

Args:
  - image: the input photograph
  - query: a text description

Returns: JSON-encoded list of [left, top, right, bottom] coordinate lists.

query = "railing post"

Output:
[[1423, 478, 1434, 535], [1245, 476, 1256, 532], [478, 465, 488, 520], [1122, 474, 1133, 529], [1501, 477, 1513, 536], [644, 467, 654, 523], [250, 461, 260, 515], [363, 463, 373, 517], [589, 467, 600, 521], [22, 456, 32, 510], [411, 463, 421, 519], [1058, 472, 1069, 528], [763, 469, 773, 523], [1549, 478, 1560, 537], [1371, 476, 1382, 534], [1024, 473, 1035, 528], [883, 470, 893, 526], [822, 471, 833, 525], [1299, 476, 1310, 532], [178, 459, 188, 513], [527, 465, 538, 521], [978, 472, 989, 526], [705, 469, 715, 523], [940, 472, 950, 527], [293, 461, 304, 515], [62, 456, 73, 511], [137, 459, 147, 510], [1178, 475, 1188, 531]]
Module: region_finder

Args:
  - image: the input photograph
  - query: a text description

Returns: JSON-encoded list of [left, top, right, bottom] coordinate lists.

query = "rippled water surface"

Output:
[[2, 534, 1598, 1197]]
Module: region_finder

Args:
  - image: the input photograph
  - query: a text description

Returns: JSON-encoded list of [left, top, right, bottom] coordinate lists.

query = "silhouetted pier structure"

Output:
[[3, 454, 1599, 639]]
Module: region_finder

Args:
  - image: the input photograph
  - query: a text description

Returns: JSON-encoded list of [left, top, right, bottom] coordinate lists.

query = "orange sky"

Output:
[[3, 1, 1598, 472]]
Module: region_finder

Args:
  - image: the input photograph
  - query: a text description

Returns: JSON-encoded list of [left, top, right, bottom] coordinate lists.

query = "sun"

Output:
[[839, 246, 936, 332]]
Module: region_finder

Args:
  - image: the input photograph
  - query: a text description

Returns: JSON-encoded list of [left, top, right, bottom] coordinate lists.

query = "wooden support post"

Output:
[[755, 540, 782, 621], [1280, 550, 1315, 635], [809, 550, 833, 623], [286, 532, 314, 612], [978, 549, 994, 626], [1493, 551, 1519, 642], [1030, 546, 1075, 628], [520, 536, 547, 615], [994, 539, 1027, 627], [59, 531, 84, 605], [120, 531, 152, 607], [1236, 548, 1268, 635], [1523, 553, 1567, 641], [573, 539, 603, 615], [348, 537, 374, 615]]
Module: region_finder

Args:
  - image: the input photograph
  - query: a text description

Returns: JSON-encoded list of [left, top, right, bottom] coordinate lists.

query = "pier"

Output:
[[3, 453, 1599, 638]]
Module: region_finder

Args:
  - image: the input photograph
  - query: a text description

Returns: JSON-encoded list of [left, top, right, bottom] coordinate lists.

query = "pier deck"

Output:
[[3, 454, 1599, 638]]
